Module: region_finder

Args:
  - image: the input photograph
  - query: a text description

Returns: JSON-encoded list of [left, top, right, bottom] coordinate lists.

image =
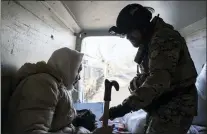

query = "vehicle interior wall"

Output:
[[179, 17, 206, 74], [184, 30, 206, 74], [1, 1, 77, 130], [186, 29, 206, 74]]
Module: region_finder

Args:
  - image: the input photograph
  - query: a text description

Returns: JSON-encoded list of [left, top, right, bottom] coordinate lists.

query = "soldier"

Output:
[[101, 3, 198, 134]]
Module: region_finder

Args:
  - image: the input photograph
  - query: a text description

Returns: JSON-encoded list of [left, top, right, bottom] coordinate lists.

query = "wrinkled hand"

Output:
[[76, 126, 91, 134], [92, 126, 113, 134]]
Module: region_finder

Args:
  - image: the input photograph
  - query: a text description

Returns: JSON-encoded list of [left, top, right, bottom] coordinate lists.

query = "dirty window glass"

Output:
[[80, 36, 137, 107]]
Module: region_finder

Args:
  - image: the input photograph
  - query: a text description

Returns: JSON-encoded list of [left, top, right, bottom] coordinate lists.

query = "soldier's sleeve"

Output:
[[122, 32, 181, 111]]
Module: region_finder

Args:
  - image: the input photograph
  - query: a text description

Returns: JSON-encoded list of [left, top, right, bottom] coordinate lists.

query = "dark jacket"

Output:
[[110, 17, 198, 119]]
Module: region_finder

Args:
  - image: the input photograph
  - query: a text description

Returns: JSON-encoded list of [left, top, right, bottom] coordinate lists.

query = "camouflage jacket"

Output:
[[122, 17, 198, 117]]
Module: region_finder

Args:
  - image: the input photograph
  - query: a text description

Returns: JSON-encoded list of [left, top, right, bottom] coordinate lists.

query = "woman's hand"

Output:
[[92, 126, 113, 134], [76, 126, 91, 134]]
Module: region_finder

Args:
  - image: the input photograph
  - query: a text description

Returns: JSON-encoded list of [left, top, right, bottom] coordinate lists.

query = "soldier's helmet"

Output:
[[109, 4, 154, 36]]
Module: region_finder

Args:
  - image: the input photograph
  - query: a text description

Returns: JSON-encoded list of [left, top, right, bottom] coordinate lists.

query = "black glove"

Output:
[[72, 109, 97, 132], [109, 103, 132, 120]]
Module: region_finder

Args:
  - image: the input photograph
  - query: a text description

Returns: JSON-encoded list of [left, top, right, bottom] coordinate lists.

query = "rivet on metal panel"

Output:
[[51, 35, 54, 40]]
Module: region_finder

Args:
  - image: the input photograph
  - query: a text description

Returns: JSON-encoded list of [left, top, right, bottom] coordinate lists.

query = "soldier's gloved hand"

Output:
[[99, 104, 131, 121], [108, 103, 132, 120]]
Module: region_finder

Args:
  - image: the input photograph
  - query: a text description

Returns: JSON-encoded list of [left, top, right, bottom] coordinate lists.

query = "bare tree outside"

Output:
[[80, 36, 137, 105]]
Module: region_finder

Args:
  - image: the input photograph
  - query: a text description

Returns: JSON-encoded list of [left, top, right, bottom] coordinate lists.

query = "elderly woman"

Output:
[[8, 47, 112, 134]]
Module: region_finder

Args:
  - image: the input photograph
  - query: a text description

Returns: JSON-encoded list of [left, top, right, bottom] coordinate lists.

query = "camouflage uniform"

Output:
[[110, 17, 198, 134]]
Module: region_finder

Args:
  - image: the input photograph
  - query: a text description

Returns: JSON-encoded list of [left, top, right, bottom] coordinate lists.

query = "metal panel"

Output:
[[1, 1, 78, 116], [63, 1, 206, 31]]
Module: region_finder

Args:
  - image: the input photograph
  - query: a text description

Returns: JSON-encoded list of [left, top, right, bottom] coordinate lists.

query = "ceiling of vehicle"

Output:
[[62, 1, 206, 32]]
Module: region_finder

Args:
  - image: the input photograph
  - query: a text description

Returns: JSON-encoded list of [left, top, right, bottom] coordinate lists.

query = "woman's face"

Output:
[[73, 64, 82, 86]]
